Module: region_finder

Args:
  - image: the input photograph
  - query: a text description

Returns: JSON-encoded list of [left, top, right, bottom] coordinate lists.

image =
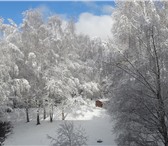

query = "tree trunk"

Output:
[[151, 29, 168, 146], [37, 109, 40, 125], [157, 94, 168, 146], [43, 107, 46, 120], [26, 108, 29, 122], [62, 112, 65, 120], [50, 112, 53, 122], [50, 104, 53, 122], [165, 139, 168, 146], [62, 108, 65, 120]]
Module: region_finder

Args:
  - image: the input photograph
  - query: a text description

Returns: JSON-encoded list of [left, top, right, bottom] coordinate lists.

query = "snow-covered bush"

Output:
[[82, 82, 100, 100], [0, 121, 12, 145], [0, 106, 13, 145], [48, 121, 87, 146]]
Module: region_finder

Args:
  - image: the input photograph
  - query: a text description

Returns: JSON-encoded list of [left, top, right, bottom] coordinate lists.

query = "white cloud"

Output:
[[101, 5, 114, 15], [81, 2, 114, 15], [82, 1, 99, 9], [75, 12, 113, 40], [33, 5, 114, 41], [36, 5, 52, 16]]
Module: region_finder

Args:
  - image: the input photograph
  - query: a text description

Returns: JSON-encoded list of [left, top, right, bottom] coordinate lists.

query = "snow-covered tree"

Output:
[[45, 62, 78, 121], [105, 1, 168, 146], [11, 78, 31, 122], [0, 7, 104, 127], [0, 19, 24, 116], [19, 9, 50, 124], [48, 121, 87, 146]]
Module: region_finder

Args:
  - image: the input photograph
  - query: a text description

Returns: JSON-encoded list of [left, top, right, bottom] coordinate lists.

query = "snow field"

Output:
[[4, 100, 116, 146]]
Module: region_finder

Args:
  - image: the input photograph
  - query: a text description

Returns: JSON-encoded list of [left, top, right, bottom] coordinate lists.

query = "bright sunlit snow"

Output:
[[4, 101, 116, 146]]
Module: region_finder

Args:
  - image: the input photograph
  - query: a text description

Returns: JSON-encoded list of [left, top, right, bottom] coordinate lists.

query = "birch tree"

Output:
[[106, 1, 168, 146]]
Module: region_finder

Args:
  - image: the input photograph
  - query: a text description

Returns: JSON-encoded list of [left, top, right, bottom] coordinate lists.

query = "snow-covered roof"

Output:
[[97, 98, 109, 102]]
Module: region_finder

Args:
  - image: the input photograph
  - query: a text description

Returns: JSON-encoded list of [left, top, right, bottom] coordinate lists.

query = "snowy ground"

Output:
[[4, 101, 116, 146]]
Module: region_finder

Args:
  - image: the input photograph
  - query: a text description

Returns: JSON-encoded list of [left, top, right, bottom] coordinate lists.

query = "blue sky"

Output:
[[0, 1, 115, 40], [0, 1, 115, 24]]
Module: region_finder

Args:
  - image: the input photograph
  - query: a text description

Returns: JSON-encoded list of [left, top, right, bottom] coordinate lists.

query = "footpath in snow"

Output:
[[4, 101, 116, 146]]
